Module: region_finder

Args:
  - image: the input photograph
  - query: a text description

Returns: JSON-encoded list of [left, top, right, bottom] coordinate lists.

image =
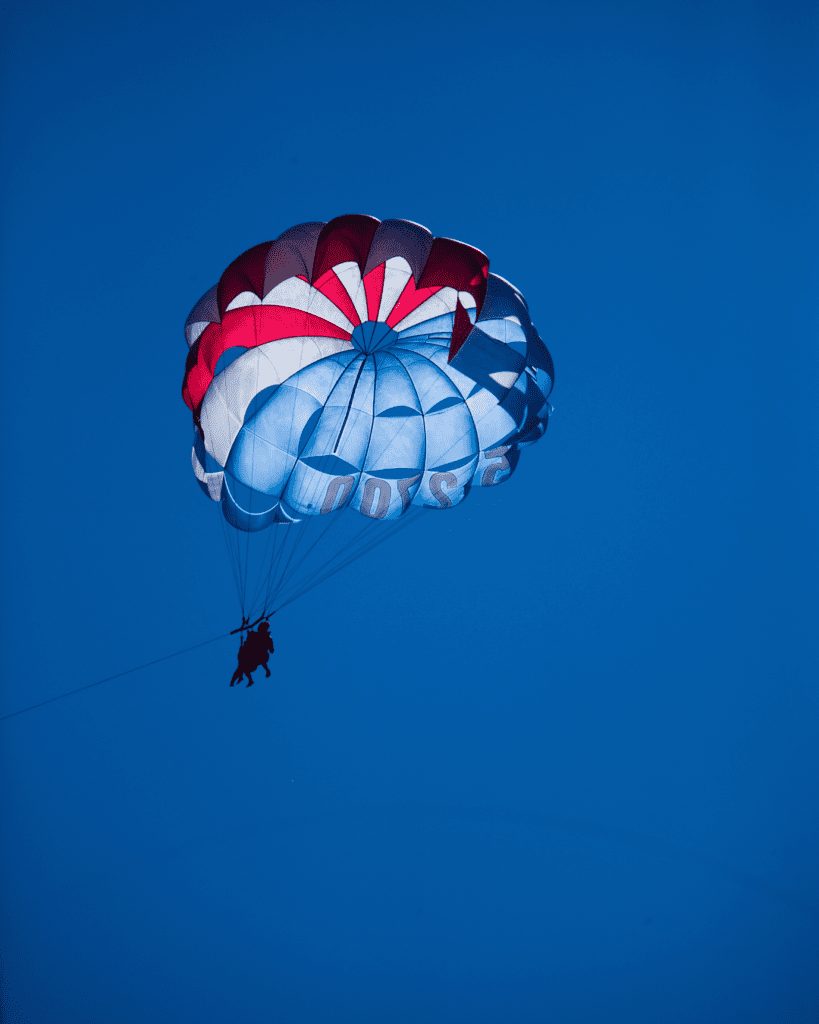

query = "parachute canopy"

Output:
[[183, 215, 553, 536]]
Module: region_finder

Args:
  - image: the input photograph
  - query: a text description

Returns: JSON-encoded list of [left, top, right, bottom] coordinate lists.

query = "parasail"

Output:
[[183, 215, 553, 620]]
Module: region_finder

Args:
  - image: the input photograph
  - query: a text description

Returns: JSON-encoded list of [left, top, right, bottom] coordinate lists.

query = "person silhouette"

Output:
[[230, 620, 275, 687]]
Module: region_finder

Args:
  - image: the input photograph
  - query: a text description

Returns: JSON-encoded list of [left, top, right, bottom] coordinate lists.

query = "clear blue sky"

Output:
[[1, 1, 817, 1021]]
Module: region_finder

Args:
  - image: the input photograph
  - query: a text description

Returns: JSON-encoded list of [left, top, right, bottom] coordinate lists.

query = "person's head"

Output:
[[259, 621, 270, 632]]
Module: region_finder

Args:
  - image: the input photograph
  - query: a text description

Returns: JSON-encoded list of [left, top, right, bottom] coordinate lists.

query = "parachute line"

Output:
[[271, 507, 429, 612], [267, 511, 345, 604], [246, 518, 279, 613], [271, 516, 371, 605], [219, 508, 244, 608], [0, 632, 234, 722]]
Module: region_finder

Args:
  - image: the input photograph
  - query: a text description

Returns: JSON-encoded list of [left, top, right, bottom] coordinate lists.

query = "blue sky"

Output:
[[1, 1, 817, 1021]]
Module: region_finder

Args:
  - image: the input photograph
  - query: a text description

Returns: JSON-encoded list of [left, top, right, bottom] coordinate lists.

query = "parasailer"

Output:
[[182, 215, 554, 651], [230, 620, 275, 687]]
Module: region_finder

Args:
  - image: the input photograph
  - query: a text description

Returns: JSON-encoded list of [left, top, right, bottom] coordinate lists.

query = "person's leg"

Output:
[[245, 670, 255, 687], [230, 667, 242, 686]]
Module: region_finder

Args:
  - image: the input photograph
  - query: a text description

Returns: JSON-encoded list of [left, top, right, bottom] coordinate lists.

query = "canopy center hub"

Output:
[[350, 321, 398, 354]]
